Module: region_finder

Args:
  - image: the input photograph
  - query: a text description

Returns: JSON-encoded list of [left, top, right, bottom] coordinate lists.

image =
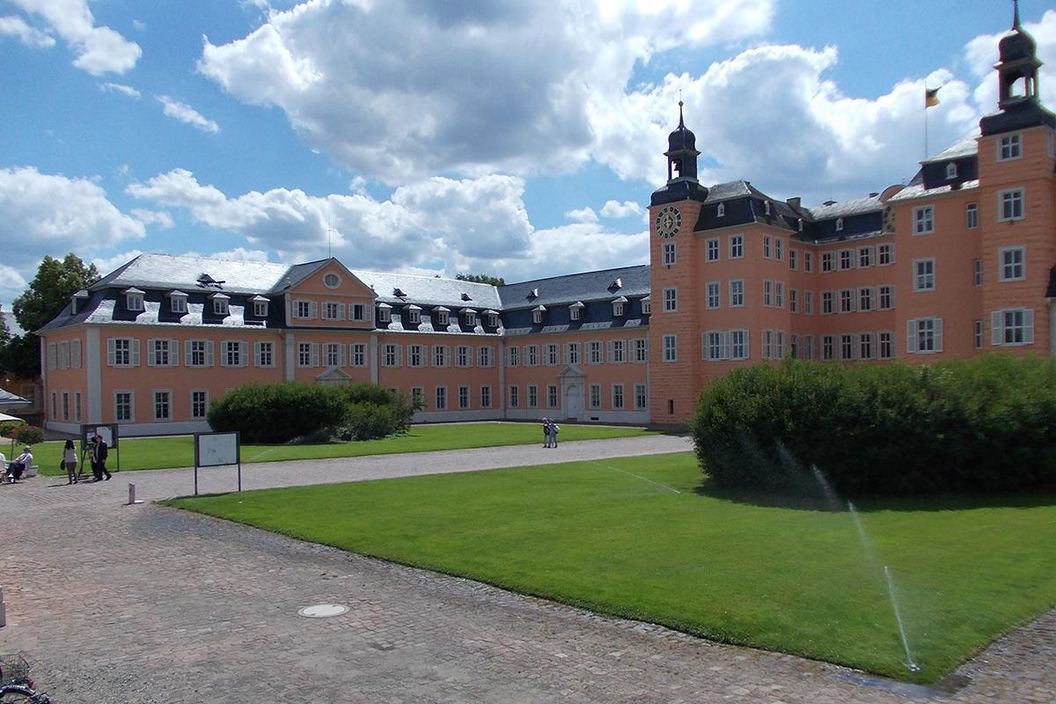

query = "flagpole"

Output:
[[924, 95, 928, 161]]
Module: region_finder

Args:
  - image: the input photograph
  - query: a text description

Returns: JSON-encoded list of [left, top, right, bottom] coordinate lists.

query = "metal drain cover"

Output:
[[298, 603, 350, 618]]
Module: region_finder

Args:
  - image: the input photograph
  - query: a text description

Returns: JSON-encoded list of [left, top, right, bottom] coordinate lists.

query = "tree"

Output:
[[456, 273, 505, 287], [0, 254, 99, 378]]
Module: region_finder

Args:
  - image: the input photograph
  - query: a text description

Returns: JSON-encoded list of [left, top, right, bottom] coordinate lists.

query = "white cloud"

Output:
[[566, 207, 598, 223], [0, 167, 145, 294], [9, 0, 140, 75], [131, 209, 174, 229], [0, 14, 55, 47], [965, 10, 1056, 114], [101, 82, 141, 99], [600, 200, 643, 218], [197, 0, 772, 183], [0, 264, 29, 309], [156, 96, 220, 133]]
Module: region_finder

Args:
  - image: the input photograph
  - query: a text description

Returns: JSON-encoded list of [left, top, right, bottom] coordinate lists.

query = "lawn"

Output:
[[167, 452, 1056, 684], [24, 422, 654, 475]]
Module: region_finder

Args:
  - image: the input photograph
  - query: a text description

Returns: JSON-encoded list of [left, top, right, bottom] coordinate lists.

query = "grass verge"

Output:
[[166, 452, 1056, 684]]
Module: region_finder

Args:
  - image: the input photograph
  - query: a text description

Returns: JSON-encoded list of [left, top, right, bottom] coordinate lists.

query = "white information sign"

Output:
[[196, 432, 239, 467]]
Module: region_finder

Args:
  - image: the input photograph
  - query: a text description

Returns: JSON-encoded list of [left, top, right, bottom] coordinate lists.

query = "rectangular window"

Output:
[[609, 339, 626, 363], [804, 252, 813, 272], [879, 285, 895, 310], [108, 337, 138, 367], [913, 205, 934, 234], [789, 249, 798, 270], [858, 246, 873, 268], [408, 345, 424, 368], [566, 342, 580, 364], [191, 390, 209, 419], [804, 291, 814, 315], [256, 341, 274, 367], [295, 300, 313, 318], [763, 280, 772, 307], [822, 335, 835, 361], [350, 343, 366, 367], [999, 246, 1026, 281], [222, 341, 244, 367], [840, 334, 855, 361], [821, 252, 834, 272], [148, 338, 175, 367], [457, 345, 471, 367], [789, 288, 798, 314], [115, 391, 133, 422], [879, 332, 894, 360], [775, 281, 784, 309], [822, 291, 834, 315], [991, 308, 1035, 346], [729, 234, 743, 259], [547, 385, 558, 408], [74, 392, 81, 422], [801, 335, 816, 361], [663, 287, 677, 312], [480, 385, 491, 408], [999, 133, 1021, 160], [706, 238, 720, 262], [252, 300, 268, 317], [612, 384, 624, 410], [322, 302, 342, 320], [458, 386, 470, 409], [527, 385, 539, 408], [858, 287, 874, 312], [966, 203, 978, 229], [546, 344, 559, 365], [774, 238, 783, 261], [706, 281, 720, 309], [729, 329, 749, 360], [908, 318, 943, 354], [914, 259, 936, 291], [999, 189, 1024, 221], [589, 384, 601, 409], [633, 338, 648, 363], [663, 334, 677, 362], [433, 345, 448, 367], [411, 387, 425, 409], [975, 320, 984, 349], [435, 387, 447, 411], [350, 303, 367, 321], [763, 236, 771, 258], [297, 342, 316, 367], [704, 331, 726, 361], [634, 384, 647, 410], [62, 392, 69, 421], [325, 343, 343, 367], [525, 345, 538, 367], [729, 279, 744, 307], [839, 249, 855, 270], [878, 243, 894, 265], [585, 341, 601, 364], [154, 390, 171, 421], [839, 289, 855, 313], [974, 259, 984, 286], [478, 346, 493, 367], [508, 386, 518, 408], [662, 242, 676, 266], [171, 296, 187, 314], [859, 333, 874, 361], [383, 344, 400, 367]]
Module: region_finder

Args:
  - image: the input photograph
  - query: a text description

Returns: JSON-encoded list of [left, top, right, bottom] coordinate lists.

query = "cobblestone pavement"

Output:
[[1, 435, 1053, 703]]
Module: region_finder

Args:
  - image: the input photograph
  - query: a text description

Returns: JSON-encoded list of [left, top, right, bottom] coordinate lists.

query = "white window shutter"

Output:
[[169, 339, 179, 367], [310, 343, 319, 367], [71, 339, 82, 368], [107, 338, 116, 366], [309, 301, 317, 318], [206, 341, 215, 367], [185, 340, 193, 364], [146, 338, 156, 366], [991, 311, 1002, 346], [935, 319, 944, 352], [240, 341, 249, 367], [337, 344, 345, 367], [1024, 309, 1035, 344], [47, 343, 57, 370], [907, 320, 918, 353], [337, 303, 346, 320], [131, 339, 141, 367], [721, 331, 731, 361]]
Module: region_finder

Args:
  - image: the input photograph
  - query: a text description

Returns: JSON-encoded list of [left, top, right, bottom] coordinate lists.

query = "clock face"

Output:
[[655, 206, 682, 238]]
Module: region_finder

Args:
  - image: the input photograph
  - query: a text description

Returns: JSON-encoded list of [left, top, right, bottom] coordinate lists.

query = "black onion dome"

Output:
[[999, 28, 1036, 63], [667, 100, 696, 152]]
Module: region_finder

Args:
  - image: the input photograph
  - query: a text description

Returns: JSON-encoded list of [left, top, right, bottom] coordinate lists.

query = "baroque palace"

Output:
[[41, 11, 1056, 436]]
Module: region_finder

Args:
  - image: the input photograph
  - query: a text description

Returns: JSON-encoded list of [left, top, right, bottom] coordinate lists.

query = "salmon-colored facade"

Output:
[[40, 13, 1056, 434]]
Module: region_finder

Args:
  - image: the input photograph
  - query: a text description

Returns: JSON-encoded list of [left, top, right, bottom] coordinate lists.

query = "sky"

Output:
[[1, 0, 1054, 313]]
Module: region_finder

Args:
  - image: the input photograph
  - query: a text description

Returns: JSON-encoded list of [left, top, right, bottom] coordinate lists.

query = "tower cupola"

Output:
[[664, 101, 700, 183]]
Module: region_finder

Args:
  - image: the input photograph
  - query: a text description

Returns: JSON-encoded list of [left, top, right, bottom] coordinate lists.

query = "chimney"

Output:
[[786, 197, 801, 209]]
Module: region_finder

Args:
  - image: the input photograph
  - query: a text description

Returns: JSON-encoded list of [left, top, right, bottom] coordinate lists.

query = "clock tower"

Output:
[[648, 103, 710, 424]]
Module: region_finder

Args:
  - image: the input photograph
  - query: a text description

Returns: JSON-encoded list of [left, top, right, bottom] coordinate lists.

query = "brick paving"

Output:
[[0, 435, 1053, 703]]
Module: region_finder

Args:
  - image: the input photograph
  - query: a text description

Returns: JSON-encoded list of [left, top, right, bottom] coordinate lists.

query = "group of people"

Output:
[[2, 446, 34, 483], [1, 433, 111, 485], [541, 417, 560, 448], [61, 434, 111, 484]]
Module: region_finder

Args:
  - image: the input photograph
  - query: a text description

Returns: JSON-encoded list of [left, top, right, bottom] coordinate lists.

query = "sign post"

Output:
[[193, 431, 242, 496]]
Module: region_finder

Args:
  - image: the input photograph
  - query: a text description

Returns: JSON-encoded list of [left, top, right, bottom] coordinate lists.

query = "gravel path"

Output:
[[0, 435, 1053, 703]]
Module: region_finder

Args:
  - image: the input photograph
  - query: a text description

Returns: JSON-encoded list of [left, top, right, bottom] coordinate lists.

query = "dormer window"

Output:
[[435, 307, 450, 325], [211, 294, 230, 316], [168, 291, 188, 314], [945, 162, 958, 179], [798, 218, 804, 232], [462, 308, 477, 326], [251, 296, 269, 317], [640, 297, 652, 315], [124, 288, 144, 312], [532, 305, 546, 324], [569, 301, 584, 321], [406, 305, 421, 325], [612, 296, 627, 317], [764, 201, 771, 216], [71, 289, 89, 315], [717, 203, 725, 217], [835, 218, 844, 232], [483, 310, 499, 327], [377, 303, 392, 323]]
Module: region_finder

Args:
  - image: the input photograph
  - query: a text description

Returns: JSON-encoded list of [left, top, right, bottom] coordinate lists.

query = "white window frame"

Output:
[[907, 317, 943, 354], [114, 390, 133, 423], [662, 242, 676, 266], [663, 288, 677, 312], [998, 188, 1024, 222], [706, 238, 720, 262], [913, 258, 936, 291], [729, 279, 744, 307], [991, 308, 1035, 346], [728, 234, 744, 259], [878, 243, 894, 265], [966, 203, 978, 229], [999, 246, 1026, 281], [153, 389, 172, 422], [705, 281, 720, 310], [191, 390, 209, 419], [662, 334, 677, 362], [913, 205, 934, 235], [998, 133, 1022, 161]]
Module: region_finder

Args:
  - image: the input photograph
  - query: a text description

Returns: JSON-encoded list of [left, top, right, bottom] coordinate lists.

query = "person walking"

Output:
[[63, 439, 79, 484], [550, 421, 560, 448], [542, 417, 551, 448], [90, 433, 112, 481]]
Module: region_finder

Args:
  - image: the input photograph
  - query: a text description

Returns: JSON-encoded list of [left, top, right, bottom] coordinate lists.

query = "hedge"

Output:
[[207, 382, 417, 444], [691, 355, 1056, 496]]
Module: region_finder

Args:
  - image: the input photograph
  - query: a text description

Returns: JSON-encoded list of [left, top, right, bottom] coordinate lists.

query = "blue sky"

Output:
[[1, 0, 1054, 309]]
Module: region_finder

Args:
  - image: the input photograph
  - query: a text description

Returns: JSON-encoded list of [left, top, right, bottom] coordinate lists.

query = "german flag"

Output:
[[925, 87, 940, 108]]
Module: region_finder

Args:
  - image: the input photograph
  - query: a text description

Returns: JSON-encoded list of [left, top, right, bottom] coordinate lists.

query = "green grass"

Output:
[[166, 452, 1056, 684], [25, 422, 655, 475]]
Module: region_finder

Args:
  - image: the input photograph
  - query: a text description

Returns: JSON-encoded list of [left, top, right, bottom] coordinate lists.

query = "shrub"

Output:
[[691, 355, 1056, 496], [208, 382, 419, 444], [4, 424, 45, 446]]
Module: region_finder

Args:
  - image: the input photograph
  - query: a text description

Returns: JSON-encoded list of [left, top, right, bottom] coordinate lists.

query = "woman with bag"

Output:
[[63, 439, 78, 484]]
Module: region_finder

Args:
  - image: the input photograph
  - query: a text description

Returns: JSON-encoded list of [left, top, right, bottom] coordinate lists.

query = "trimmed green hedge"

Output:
[[691, 356, 1056, 496], [207, 383, 416, 444]]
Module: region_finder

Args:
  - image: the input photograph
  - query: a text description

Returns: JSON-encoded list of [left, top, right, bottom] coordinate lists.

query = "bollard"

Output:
[[1, 586, 6, 627], [126, 482, 144, 506]]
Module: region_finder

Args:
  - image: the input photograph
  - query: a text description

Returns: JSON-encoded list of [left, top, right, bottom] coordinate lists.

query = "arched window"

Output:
[[717, 203, 725, 217], [945, 162, 958, 179]]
